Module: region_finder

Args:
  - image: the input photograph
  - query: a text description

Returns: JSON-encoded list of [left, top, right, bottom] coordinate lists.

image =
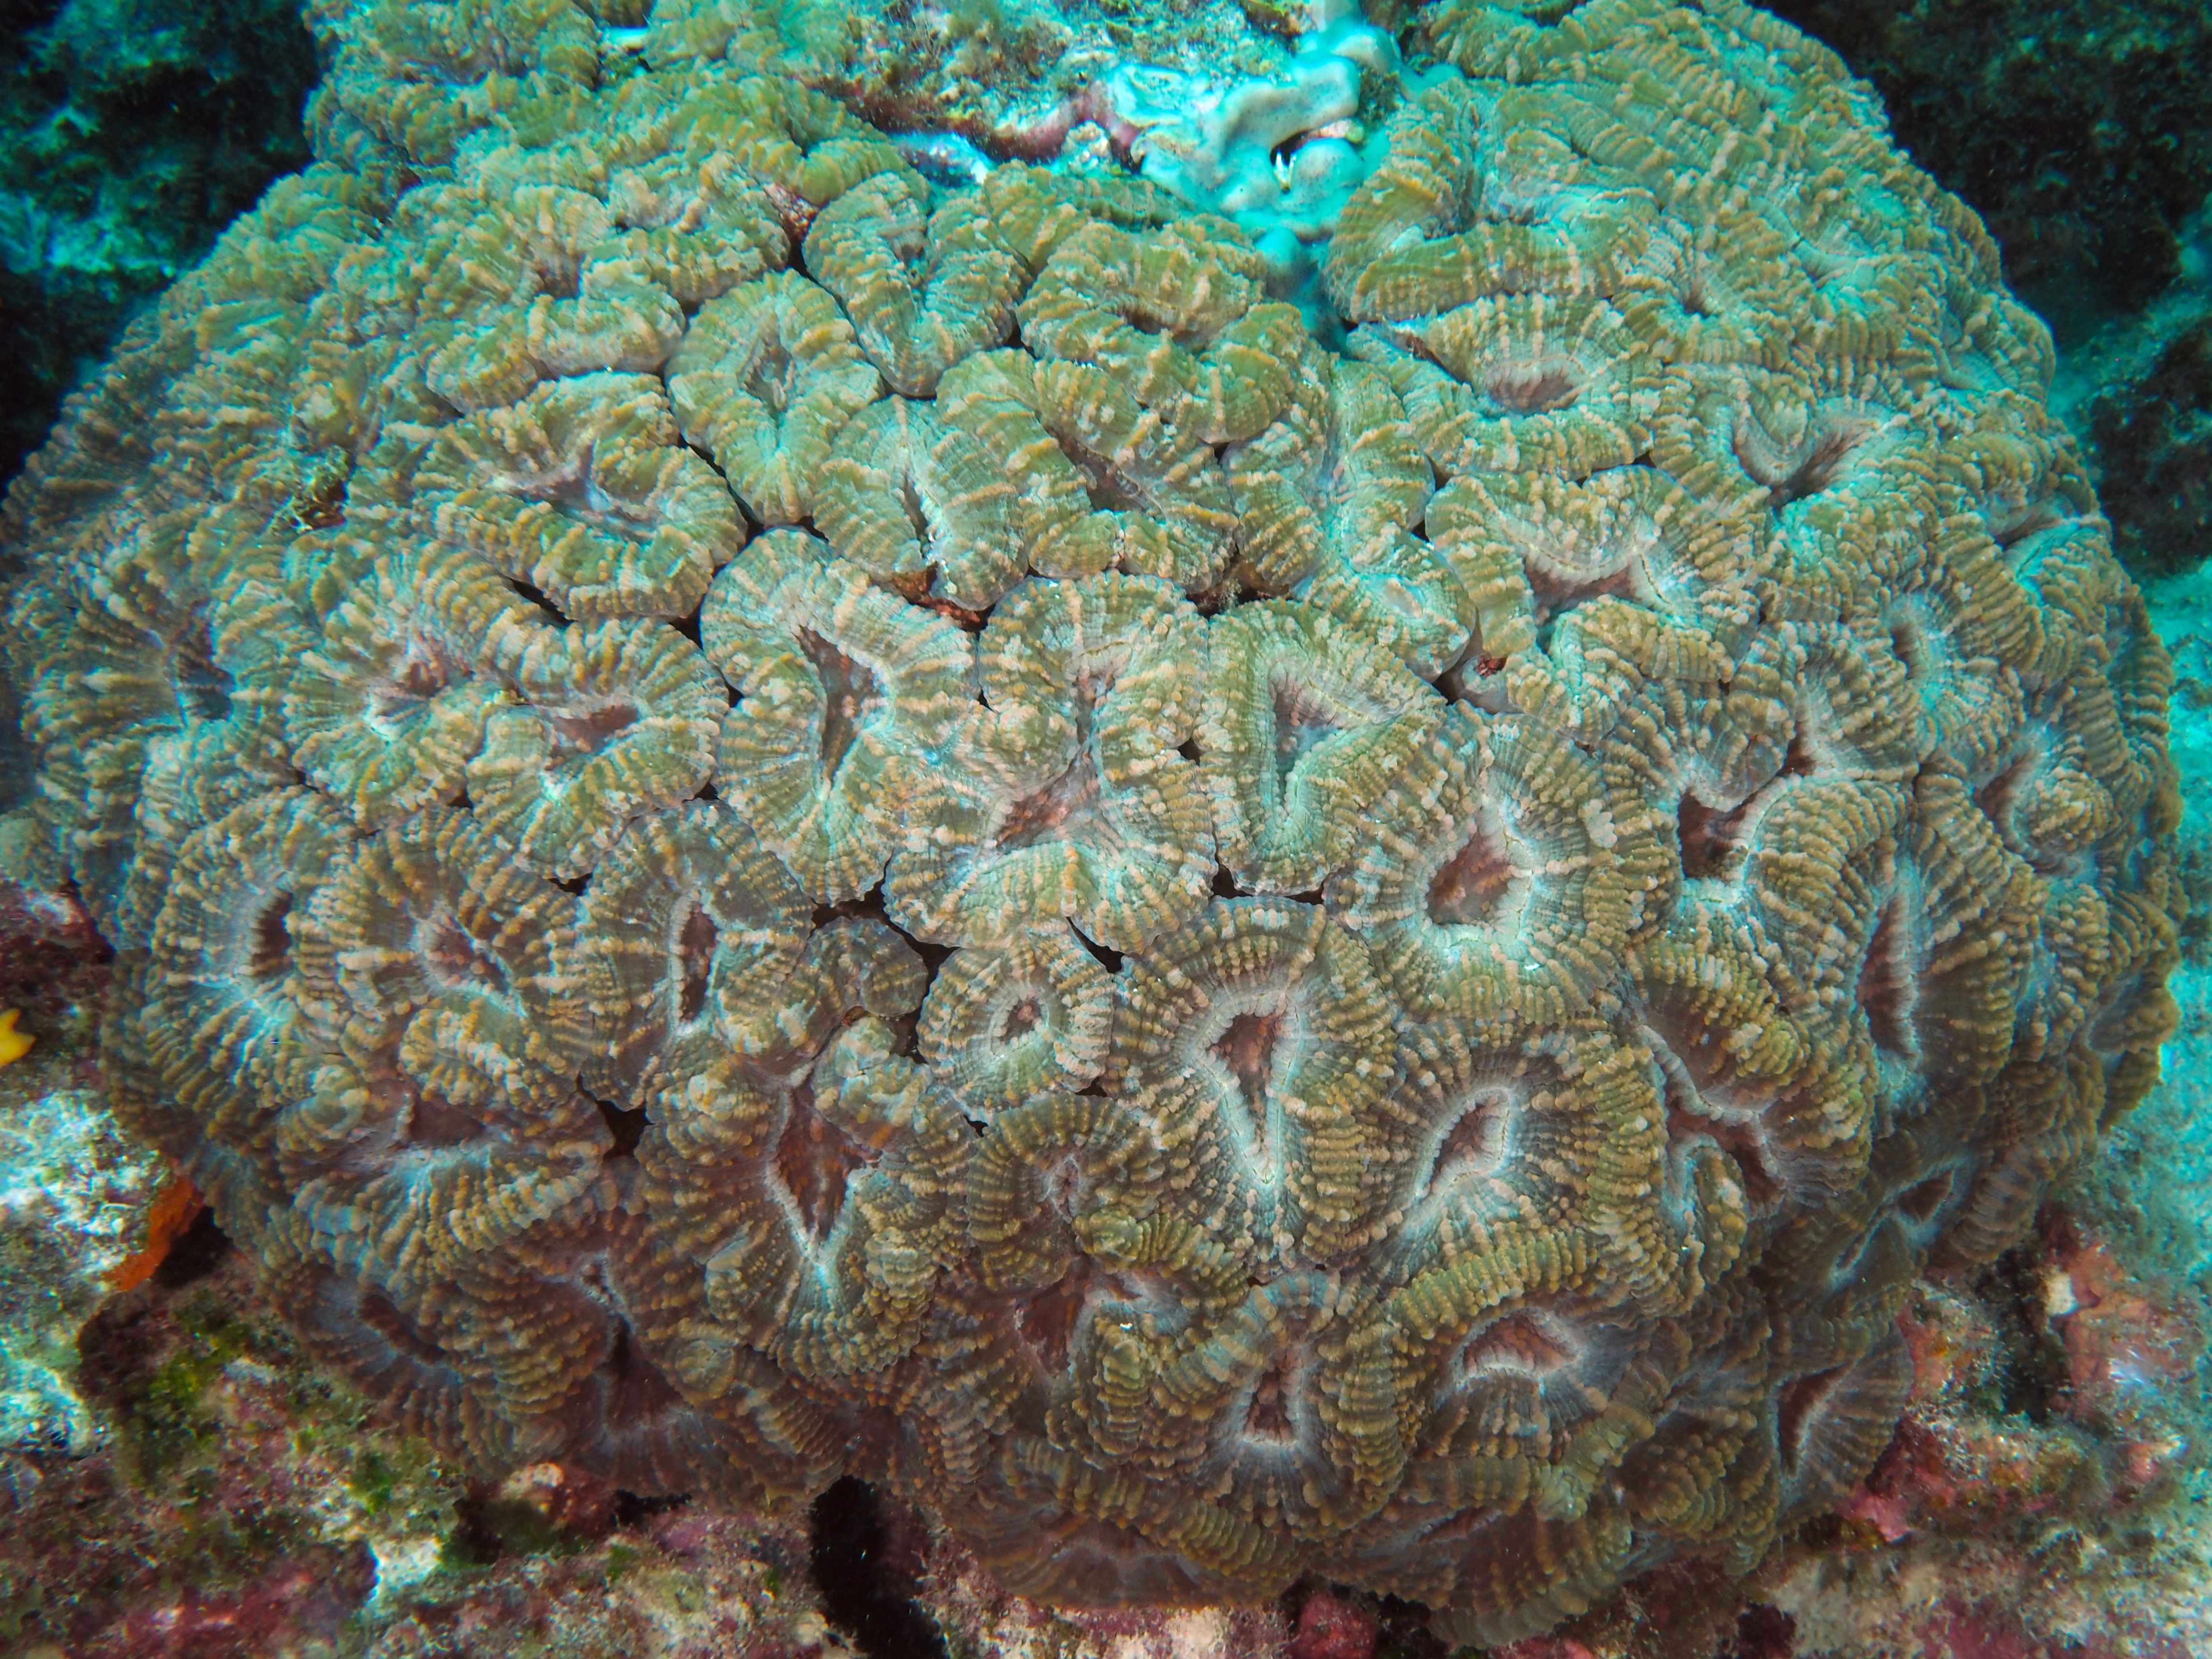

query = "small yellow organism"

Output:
[[0, 1009, 31, 1067]]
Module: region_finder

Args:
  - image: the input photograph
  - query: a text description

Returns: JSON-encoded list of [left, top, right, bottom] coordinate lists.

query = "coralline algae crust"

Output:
[[0, 0, 2182, 1644]]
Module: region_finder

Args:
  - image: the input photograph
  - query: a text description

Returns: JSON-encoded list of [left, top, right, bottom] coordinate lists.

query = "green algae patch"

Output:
[[77, 1285, 269, 1484]]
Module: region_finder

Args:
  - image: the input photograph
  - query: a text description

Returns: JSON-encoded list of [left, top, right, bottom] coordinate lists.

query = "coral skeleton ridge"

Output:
[[0, 0, 2181, 1643]]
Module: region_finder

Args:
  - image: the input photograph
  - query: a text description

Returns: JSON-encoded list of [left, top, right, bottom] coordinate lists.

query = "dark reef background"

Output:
[[1765, 0, 2212, 577], [0, 0, 316, 487], [1771, 0, 2212, 332]]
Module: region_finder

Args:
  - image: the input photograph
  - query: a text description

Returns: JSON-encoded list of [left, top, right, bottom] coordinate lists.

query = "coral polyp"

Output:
[[0, 0, 2180, 1644]]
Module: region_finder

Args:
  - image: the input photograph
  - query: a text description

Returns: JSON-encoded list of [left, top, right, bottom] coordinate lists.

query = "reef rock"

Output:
[[0, 0, 2180, 1645]]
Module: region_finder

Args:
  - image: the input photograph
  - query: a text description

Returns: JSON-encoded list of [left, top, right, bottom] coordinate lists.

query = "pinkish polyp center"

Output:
[[798, 627, 880, 778], [774, 1085, 864, 1241], [1428, 823, 1515, 927], [1213, 1009, 1284, 1121], [673, 901, 719, 1024]]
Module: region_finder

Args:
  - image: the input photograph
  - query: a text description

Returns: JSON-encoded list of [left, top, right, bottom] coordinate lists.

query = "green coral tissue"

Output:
[[0, 0, 2181, 1644]]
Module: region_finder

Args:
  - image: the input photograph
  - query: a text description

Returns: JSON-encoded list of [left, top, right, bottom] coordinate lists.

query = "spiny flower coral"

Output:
[[0, 0, 2180, 1644]]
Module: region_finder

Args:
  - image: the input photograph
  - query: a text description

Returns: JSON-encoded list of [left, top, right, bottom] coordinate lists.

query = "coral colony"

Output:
[[0, 0, 2181, 1646]]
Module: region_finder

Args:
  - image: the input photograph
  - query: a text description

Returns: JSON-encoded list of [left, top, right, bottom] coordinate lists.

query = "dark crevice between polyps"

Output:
[[147, 1205, 231, 1292], [1969, 1201, 2087, 1427], [506, 577, 570, 626], [592, 1092, 648, 1157], [1069, 921, 1123, 975], [809, 1476, 949, 1659]]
